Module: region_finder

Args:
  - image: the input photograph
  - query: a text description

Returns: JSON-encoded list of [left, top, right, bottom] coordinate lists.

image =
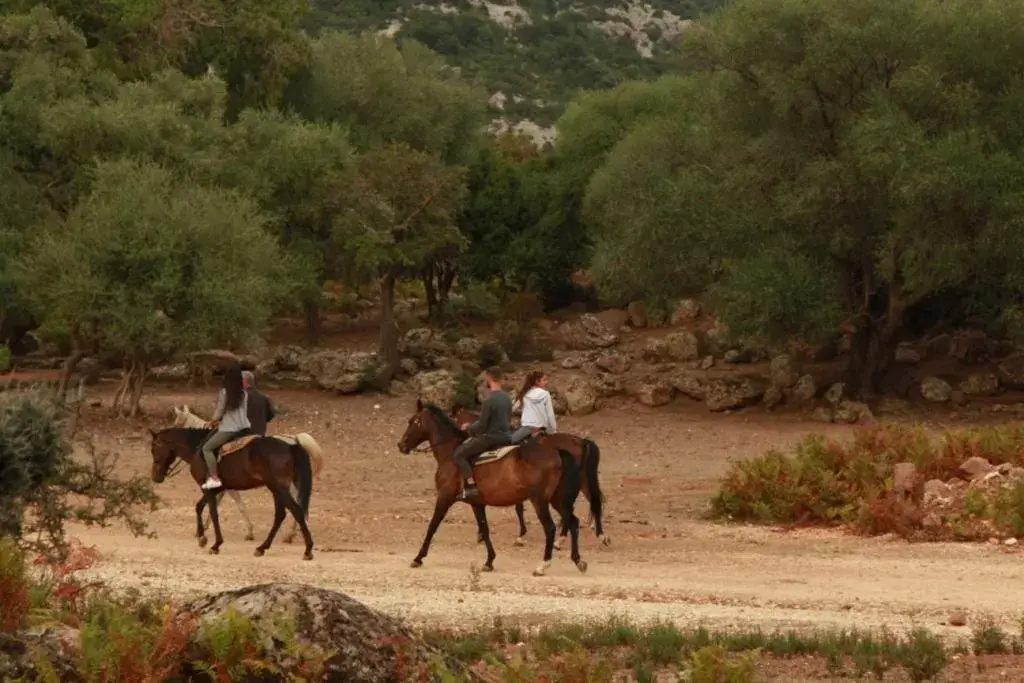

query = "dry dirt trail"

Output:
[[69, 387, 1024, 636]]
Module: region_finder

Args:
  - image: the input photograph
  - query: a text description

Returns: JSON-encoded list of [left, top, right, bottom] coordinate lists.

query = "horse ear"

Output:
[[416, 398, 423, 412], [148, 428, 158, 438]]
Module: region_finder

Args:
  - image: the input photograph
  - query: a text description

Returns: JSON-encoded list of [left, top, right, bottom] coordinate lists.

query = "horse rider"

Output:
[[511, 370, 557, 443], [242, 370, 276, 437], [201, 362, 251, 491], [453, 367, 512, 500]]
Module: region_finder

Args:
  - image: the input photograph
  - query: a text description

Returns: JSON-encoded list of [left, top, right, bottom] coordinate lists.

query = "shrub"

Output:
[[476, 341, 506, 370], [688, 645, 757, 683], [453, 371, 480, 410], [0, 539, 29, 634], [0, 345, 10, 373], [0, 390, 160, 558]]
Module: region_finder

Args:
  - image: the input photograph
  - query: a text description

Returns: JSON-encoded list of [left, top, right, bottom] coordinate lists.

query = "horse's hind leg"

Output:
[[566, 512, 586, 573], [206, 491, 225, 555], [471, 504, 496, 571], [514, 502, 528, 547], [255, 490, 287, 558], [228, 490, 255, 541], [277, 487, 315, 560], [195, 496, 209, 548], [529, 498, 557, 577], [283, 483, 299, 544]]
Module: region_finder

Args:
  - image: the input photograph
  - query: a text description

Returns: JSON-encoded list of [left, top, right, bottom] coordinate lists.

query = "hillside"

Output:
[[305, 0, 727, 135]]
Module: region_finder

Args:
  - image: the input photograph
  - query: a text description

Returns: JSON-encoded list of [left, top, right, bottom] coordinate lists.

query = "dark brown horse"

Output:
[[452, 407, 607, 548], [397, 401, 587, 576], [149, 427, 315, 560]]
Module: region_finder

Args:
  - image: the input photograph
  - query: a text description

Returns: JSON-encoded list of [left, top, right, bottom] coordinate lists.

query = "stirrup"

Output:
[[458, 483, 479, 501]]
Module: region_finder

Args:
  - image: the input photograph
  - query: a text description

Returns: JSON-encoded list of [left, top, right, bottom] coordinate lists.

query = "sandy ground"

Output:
[[65, 386, 1024, 637]]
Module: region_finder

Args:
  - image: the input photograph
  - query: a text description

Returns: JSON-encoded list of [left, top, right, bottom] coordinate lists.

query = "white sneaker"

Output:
[[201, 477, 223, 491]]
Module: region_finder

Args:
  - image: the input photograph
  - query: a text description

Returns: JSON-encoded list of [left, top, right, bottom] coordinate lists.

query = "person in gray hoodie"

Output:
[[511, 371, 557, 443]]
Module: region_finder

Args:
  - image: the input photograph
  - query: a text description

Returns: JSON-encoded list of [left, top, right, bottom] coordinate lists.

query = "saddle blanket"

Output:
[[217, 434, 299, 457], [473, 445, 518, 467]]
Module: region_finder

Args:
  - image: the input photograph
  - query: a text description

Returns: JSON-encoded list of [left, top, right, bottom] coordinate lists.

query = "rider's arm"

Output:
[[545, 392, 557, 433], [266, 395, 276, 423], [210, 389, 226, 422], [467, 396, 492, 436]]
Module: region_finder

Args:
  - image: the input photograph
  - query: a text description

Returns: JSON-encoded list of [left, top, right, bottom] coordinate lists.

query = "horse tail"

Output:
[[295, 433, 324, 481], [557, 448, 581, 532], [582, 438, 604, 532], [291, 443, 315, 520]]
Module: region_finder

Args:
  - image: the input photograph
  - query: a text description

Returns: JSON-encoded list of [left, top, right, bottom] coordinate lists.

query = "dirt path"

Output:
[[69, 387, 1024, 636]]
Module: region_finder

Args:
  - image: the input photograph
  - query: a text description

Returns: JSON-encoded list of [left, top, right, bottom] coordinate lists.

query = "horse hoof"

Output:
[[553, 541, 563, 551], [482, 564, 494, 573], [303, 552, 314, 561], [576, 560, 588, 573], [254, 548, 265, 557], [208, 548, 219, 555], [600, 535, 612, 547], [245, 533, 255, 542], [476, 535, 484, 544], [410, 559, 423, 569], [532, 561, 551, 577], [514, 536, 526, 547], [197, 536, 207, 548], [283, 535, 295, 545]]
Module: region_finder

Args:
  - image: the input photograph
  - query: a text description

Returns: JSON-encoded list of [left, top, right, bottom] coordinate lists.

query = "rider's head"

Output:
[[518, 370, 546, 402], [483, 367, 503, 391], [242, 370, 255, 390], [222, 362, 245, 411]]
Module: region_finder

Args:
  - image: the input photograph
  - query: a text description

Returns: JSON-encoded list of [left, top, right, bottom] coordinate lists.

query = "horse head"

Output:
[[149, 427, 199, 483], [397, 400, 467, 454]]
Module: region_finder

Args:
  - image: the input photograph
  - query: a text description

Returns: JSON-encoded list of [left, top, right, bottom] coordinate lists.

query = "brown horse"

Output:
[[452, 407, 607, 548], [149, 427, 315, 560], [397, 401, 587, 576]]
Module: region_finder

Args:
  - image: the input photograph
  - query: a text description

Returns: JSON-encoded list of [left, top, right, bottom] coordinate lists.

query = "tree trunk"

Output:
[[847, 292, 905, 400], [422, 263, 439, 321], [303, 299, 321, 344], [438, 263, 456, 310], [377, 269, 400, 385], [112, 358, 132, 414], [57, 339, 86, 407], [128, 359, 148, 418]]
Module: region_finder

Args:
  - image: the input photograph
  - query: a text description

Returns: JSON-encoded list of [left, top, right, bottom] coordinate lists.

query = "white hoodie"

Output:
[[518, 386, 557, 433]]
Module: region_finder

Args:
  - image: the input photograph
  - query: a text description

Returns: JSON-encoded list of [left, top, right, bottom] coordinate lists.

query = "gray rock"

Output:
[[960, 372, 999, 396], [762, 385, 783, 410], [769, 354, 800, 389], [453, 337, 483, 361], [895, 342, 922, 364], [300, 350, 379, 394], [959, 456, 995, 480], [636, 381, 673, 407], [183, 583, 435, 682], [920, 376, 953, 403], [791, 374, 817, 404], [670, 299, 701, 324], [825, 382, 845, 406], [664, 332, 701, 361], [595, 352, 631, 374], [557, 315, 619, 350], [834, 400, 873, 424], [563, 377, 598, 415], [704, 377, 766, 412]]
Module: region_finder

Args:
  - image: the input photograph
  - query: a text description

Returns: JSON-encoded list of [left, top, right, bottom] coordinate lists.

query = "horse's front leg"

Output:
[[411, 496, 454, 568], [471, 504, 496, 571], [515, 502, 528, 547]]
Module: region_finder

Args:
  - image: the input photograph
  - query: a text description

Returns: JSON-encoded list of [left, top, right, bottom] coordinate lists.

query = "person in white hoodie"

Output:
[[511, 371, 557, 443]]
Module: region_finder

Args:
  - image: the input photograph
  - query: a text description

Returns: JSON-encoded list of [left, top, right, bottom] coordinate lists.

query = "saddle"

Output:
[[471, 444, 519, 467], [213, 433, 300, 459]]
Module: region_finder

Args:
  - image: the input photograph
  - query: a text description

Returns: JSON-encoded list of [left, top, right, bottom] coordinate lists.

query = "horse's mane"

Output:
[[425, 404, 468, 440], [157, 426, 211, 451]]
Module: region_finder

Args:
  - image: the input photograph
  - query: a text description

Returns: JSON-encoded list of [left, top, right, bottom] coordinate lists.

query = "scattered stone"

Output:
[[558, 314, 619, 350], [959, 456, 995, 480], [948, 330, 988, 363], [664, 331, 701, 361], [923, 479, 953, 505], [699, 355, 714, 370], [947, 611, 968, 627], [670, 298, 701, 324], [769, 354, 800, 390], [560, 355, 585, 370], [997, 353, 1024, 390], [703, 377, 766, 412], [595, 352, 631, 374], [811, 406, 834, 423], [960, 372, 999, 396], [626, 301, 648, 328], [563, 377, 598, 415], [920, 376, 953, 403], [892, 462, 918, 497], [1006, 538, 1019, 546], [636, 381, 673, 407], [453, 337, 483, 361], [762, 385, 783, 410], [669, 371, 706, 401], [791, 374, 817, 404], [834, 400, 873, 424], [894, 342, 922, 364], [414, 370, 456, 410], [300, 350, 379, 394], [825, 382, 845, 406]]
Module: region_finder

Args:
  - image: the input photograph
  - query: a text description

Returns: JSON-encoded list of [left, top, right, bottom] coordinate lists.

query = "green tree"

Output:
[[212, 109, 353, 340], [583, 0, 1024, 396], [20, 159, 293, 416], [333, 144, 467, 380]]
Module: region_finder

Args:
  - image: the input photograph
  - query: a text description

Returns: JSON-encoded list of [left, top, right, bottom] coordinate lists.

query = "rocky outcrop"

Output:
[[920, 376, 953, 403], [300, 349, 379, 394], [182, 583, 435, 683], [563, 377, 598, 415], [557, 314, 619, 350], [414, 370, 456, 410]]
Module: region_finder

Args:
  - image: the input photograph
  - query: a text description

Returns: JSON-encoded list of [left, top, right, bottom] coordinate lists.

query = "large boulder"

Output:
[[557, 314, 619, 350], [669, 299, 701, 324], [997, 354, 1024, 390], [453, 337, 483, 362], [663, 332, 701, 361], [960, 372, 999, 397], [183, 583, 435, 682], [595, 351, 631, 374], [704, 377, 766, 412], [400, 329, 451, 366], [635, 381, 673, 407], [414, 370, 456, 410], [300, 350, 379, 394], [769, 354, 801, 390], [920, 376, 953, 403], [563, 377, 598, 415]]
